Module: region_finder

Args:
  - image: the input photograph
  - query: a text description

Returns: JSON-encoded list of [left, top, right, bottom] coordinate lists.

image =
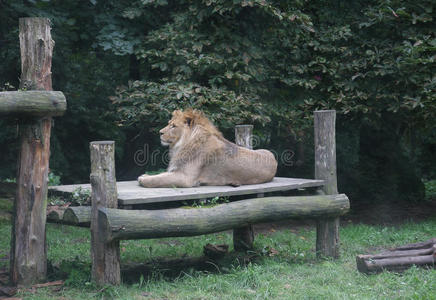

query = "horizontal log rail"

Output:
[[63, 207, 91, 227], [0, 91, 66, 117], [98, 194, 350, 243], [46, 206, 91, 227]]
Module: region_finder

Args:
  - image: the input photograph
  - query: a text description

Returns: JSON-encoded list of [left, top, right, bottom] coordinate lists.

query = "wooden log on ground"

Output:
[[62, 206, 91, 227], [90, 141, 120, 285], [99, 194, 350, 242], [10, 17, 54, 286], [0, 91, 66, 117], [356, 238, 436, 274], [46, 207, 67, 222], [314, 110, 340, 259], [233, 124, 255, 251]]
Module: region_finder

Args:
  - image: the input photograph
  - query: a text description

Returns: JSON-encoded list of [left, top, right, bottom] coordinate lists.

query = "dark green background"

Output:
[[1, 0, 434, 206]]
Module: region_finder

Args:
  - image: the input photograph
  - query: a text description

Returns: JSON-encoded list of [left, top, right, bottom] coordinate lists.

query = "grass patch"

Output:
[[0, 198, 13, 212], [0, 218, 435, 299]]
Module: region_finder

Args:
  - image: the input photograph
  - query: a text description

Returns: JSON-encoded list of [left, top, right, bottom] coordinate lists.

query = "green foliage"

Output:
[[183, 196, 230, 208], [58, 259, 91, 287], [0, 198, 13, 212], [424, 179, 436, 201], [2, 178, 16, 183], [108, 0, 434, 203], [47, 172, 61, 186], [112, 81, 270, 132], [111, 0, 435, 132], [0, 0, 129, 183], [0, 0, 434, 203], [47, 195, 65, 206], [71, 187, 91, 206]]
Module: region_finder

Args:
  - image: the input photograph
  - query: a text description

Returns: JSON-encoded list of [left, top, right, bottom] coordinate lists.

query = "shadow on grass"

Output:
[[47, 250, 264, 286], [121, 251, 261, 284]]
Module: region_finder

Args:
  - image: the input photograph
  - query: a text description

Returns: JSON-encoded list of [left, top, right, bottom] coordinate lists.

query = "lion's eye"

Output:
[[170, 124, 176, 128]]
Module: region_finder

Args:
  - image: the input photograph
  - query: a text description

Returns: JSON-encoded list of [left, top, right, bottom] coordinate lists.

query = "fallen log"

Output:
[[62, 206, 91, 227], [99, 194, 349, 242], [356, 238, 436, 274]]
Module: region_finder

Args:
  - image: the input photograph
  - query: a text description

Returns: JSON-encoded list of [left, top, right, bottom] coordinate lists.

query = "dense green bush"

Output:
[[0, 0, 434, 203]]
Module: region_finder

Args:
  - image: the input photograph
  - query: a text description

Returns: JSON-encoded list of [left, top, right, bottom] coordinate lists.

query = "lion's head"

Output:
[[159, 109, 222, 147]]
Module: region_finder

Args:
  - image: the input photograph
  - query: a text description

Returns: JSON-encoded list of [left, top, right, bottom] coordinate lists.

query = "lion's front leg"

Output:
[[138, 172, 196, 188]]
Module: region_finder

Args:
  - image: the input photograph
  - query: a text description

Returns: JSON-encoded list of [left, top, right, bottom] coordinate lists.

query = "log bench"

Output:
[[48, 110, 348, 285]]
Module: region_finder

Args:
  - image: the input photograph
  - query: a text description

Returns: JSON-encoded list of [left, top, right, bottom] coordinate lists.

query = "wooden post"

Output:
[[10, 18, 54, 286], [233, 125, 255, 251], [90, 141, 120, 285], [314, 110, 340, 258]]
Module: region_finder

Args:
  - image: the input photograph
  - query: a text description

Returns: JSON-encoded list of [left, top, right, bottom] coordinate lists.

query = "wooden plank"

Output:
[[0, 91, 66, 117], [49, 177, 325, 205], [99, 194, 350, 242]]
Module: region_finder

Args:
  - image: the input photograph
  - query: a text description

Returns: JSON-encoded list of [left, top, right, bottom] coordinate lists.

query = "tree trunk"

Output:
[[314, 110, 340, 259], [90, 141, 120, 285], [99, 194, 350, 242], [10, 17, 54, 286], [233, 125, 255, 251]]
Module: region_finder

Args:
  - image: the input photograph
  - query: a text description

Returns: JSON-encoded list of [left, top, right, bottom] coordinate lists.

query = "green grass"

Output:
[[0, 217, 435, 299], [0, 197, 13, 212]]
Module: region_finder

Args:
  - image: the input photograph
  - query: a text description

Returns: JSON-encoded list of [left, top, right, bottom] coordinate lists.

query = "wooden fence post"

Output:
[[314, 110, 340, 258], [90, 141, 120, 285], [233, 125, 255, 251], [10, 18, 54, 286]]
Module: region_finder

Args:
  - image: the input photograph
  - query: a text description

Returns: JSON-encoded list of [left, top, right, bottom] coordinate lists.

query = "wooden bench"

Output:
[[49, 110, 349, 285]]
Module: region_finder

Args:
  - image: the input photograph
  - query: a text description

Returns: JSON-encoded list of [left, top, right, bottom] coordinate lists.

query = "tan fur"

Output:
[[138, 109, 277, 188]]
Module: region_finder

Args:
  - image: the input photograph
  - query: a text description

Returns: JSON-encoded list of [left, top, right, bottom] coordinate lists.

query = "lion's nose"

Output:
[[159, 129, 164, 135]]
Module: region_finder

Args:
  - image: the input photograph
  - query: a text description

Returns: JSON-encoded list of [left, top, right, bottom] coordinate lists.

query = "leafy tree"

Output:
[[0, 0, 434, 203], [110, 0, 434, 202]]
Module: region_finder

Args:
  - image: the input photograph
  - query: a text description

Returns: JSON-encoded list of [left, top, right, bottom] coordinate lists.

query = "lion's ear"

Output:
[[172, 110, 182, 117], [185, 116, 193, 127]]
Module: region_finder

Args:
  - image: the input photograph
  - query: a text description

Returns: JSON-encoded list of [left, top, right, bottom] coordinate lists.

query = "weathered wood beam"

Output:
[[314, 110, 340, 259], [11, 17, 54, 286], [62, 206, 91, 227], [90, 141, 120, 285], [233, 124, 255, 251], [356, 238, 436, 273], [99, 194, 350, 243], [0, 91, 66, 117], [46, 207, 66, 222]]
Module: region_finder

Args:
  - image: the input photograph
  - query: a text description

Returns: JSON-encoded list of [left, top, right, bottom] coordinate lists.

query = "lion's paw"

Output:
[[138, 174, 150, 183]]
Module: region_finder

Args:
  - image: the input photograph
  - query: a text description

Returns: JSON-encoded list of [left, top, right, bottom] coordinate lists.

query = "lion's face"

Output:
[[159, 110, 191, 147]]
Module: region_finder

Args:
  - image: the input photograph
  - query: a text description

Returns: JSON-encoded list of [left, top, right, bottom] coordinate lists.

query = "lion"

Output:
[[138, 109, 277, 188]]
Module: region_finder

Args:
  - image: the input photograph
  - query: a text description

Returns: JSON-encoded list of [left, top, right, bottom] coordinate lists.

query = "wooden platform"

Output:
[[49, 177, 325, 207]]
